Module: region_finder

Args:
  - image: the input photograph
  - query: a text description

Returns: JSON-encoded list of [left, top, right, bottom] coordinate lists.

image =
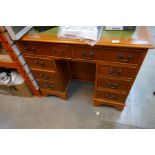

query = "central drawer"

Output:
[[97, 76, 131, 92], [75, 46, 145, 64], [31, 69, 58, 82]]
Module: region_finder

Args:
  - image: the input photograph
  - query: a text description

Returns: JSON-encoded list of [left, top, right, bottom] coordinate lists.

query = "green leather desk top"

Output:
[[20, 27, 154, 49]]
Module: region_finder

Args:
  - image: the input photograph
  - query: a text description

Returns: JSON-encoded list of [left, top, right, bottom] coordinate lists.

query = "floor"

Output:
[[0, 27, 155, 129]]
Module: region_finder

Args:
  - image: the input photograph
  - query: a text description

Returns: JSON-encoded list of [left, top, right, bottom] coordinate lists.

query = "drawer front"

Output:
[[97, 77, 131, 92], [37, 80, 60, 91], [25, 56, 54, 70], [75, 47, 145, 64], [96, 89, 126, 103], [31, 69, 58, 82], [98, 64, 137, 79], [17, 42, 71, 58]]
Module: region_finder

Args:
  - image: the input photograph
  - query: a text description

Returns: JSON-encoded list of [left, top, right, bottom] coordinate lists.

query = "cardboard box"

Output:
[[0, 81, 33, 97]]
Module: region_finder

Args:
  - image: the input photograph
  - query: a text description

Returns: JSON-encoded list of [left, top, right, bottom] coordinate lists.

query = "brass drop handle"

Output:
[[105, 94, 116, 100], [30, 47, 35, 51], [41, 74, 48, 80], [39, 61, 44, 66], [34, 60, 44, 66], [61, 49, 65, 54], [82, 51, 87, 56], [52, 49, 57, 54], [25, 46, 35, 53], [109, 68, 122, 76], [118, 53, 133, 62], [107, 82, 119, 89], [34, 60, 39, 65], [29, 47, 35, 54], [89, 51, 95, 56]]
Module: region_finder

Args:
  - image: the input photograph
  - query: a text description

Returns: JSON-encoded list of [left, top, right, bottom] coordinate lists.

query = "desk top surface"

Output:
[[20, 26, 154, 49]]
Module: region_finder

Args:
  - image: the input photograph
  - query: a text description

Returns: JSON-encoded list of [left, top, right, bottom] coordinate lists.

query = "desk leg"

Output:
[[114, 104, 125, 111], [40, 89, 69, 100], [59, 93, 68, 100], [93, 98, 125, 111]]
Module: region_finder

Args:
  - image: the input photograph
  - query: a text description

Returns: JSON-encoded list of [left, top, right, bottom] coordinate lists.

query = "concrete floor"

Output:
[[0, 27, 155, 129]]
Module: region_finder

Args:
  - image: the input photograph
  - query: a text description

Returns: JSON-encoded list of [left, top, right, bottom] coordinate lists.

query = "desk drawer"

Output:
[[25, 56, 54, 70], [17, 42, 71, 58], [98, 64, 137, 79], [96, 89, 126, 103], [31, 69, 58, 82], [37, 80, 60, 91], [97, 77, 131, 92], [75, 46, 145, 64]]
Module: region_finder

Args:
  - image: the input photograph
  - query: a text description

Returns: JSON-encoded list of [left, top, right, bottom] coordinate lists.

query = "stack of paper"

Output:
[[58, 26, 103, 46]]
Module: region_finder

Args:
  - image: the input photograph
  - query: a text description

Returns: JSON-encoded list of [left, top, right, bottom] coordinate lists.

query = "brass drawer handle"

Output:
[[105, 93, 116, 100], [118, 53, 133, 62], [41, 74, 48, 80], [82, 51, 95, 57], [34, 60, 39, 65], [52, 49, 57, 54], [109, 68, 122, 76], [82, 51, 87, 56], [30, 47, 35, 52], [107, 82, 119, 89], [61, 49, 65, 54], [81, 51, 94, 60], [25, 46, 36, 53], [44, 84, 55, 90], [89, 51, 95, 56], [34, 60, 44, 67], [39, 61, 44, 65]]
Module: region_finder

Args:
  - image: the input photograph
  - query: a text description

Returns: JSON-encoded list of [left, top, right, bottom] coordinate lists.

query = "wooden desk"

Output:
[[17, 27, 154, 111]]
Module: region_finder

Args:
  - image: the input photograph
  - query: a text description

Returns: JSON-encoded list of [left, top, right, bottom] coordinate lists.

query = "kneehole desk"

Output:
[[17, 27, 154, 111]]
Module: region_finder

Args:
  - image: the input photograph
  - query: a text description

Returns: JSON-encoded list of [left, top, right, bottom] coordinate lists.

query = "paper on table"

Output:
[[58, 26, 98, 40], [58, 26, 103, 46]]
